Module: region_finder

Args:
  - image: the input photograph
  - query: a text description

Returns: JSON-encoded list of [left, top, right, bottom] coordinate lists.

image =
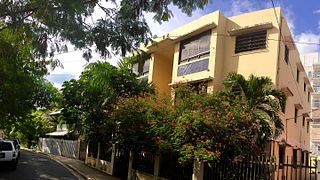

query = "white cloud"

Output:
[[225, 0, 256, 17], [313, 9, 320, 14], [295, 32, 320, 54], [282, 7, 295, 35], [145, 5, 207, 36]]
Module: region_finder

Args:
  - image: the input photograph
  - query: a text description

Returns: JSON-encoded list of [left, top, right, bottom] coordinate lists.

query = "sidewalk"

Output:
[[47, 154, 120, 180]]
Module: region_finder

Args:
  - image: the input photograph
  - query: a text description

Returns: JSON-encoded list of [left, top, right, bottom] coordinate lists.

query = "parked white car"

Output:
[[0, 140, 18, 170], [5, 138, 20, 158]]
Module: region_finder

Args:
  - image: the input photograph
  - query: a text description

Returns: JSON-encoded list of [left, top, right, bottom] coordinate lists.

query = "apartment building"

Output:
[[302, 52, 320, 160], [133, 7, 312, 172]]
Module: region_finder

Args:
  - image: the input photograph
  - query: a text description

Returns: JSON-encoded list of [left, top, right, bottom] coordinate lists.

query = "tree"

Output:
[[110, 73, 286, 163], [0, 0, 209, 58], [0, 28, 45, 123], [60, 61, 154, 140], [2, 79, 60, 147], [222, 72, 286, 138]]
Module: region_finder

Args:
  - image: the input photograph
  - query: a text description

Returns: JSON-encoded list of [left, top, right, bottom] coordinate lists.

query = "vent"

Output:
[[235, 30, 267, 53]]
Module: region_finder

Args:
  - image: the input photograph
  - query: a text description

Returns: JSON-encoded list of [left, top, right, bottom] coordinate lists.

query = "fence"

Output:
[[38, 138, 79, 159], [275, 156, 317, 180], [203, 156, 317, 180]]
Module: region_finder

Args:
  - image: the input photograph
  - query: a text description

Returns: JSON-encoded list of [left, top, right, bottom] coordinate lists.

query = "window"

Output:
[[308, 71, 312, 78], [132, 59, 150, 80], [177, 59, 209, 76], [314, 118, 320, 124], [294, 108, 298, 123], [235, 30, 267, 53], [281, 101, 286, 113], [314, 84, 320, 92], [0, 142, 13, 151], [279, 146, 285, 168], [308, 92, 310, 102], [174, 81, 208, 101], [178, 31, 211, 76], [306, 153, 309, 165], [179, 30, 211, 64], [296, 69, 300, 82], [318, 146, 320, 153], [303, 116, 305, 126], [285, 45, 289, 64], [313, 98, 320, 108], [307, 121, 310, 133], [293, 149, 297, 166], [189, 81, 208, 94], [314, 71, 320, 78], [304, 82, 306, 92]]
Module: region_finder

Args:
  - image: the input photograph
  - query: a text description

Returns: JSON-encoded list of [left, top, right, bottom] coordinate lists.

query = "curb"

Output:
[[64, 163, 88, 180], [40, 153, 87, 180]]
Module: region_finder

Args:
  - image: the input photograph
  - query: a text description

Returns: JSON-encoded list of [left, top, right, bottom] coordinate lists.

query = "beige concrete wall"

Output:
[[219, 8, 280, 84], [146, 7, 311, 158], [275, 10, 310, 152], [150, 53, 173, 96]]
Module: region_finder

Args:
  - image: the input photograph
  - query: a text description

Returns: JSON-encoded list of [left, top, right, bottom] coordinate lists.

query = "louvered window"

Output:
[[179, 30, 211, 64], [235, 30, 267, 53]]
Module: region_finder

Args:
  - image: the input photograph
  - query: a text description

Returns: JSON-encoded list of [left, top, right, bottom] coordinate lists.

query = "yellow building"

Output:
[[133, 7, 312, 176]]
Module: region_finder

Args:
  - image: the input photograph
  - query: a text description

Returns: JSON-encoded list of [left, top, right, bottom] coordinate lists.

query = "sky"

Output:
[[46, 0, 320, 89]]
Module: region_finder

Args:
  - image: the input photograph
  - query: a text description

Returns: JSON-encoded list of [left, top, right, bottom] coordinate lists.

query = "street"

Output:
[[0, 150, 79, 180]]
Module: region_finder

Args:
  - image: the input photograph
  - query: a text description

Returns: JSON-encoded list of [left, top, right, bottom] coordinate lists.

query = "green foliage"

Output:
[[222, 72, 286, 137], [61, 62, 154, 141], [111, 73, 285, 163], [7, 110, 55, 148], [117, 52, 151, 70], [0, 0, 209, 58]]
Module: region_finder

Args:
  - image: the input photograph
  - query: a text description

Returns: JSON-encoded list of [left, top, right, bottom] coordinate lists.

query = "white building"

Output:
[[302, 52, 320, 158]]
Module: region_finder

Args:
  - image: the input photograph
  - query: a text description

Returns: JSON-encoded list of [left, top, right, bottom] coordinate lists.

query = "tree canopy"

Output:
[[60, 61, 154, 140], [0, 0, 209, 58]]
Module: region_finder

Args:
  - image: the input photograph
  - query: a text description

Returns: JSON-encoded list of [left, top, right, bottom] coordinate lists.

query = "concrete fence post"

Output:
[[97, 142, 101, 168], [76, 138, 80, 159], [85, 142, 89, 164], [127, 150, 133, 180], [192, 160, 204, 180], [110, 144, 116, 175], [154, 148, 160, 179]]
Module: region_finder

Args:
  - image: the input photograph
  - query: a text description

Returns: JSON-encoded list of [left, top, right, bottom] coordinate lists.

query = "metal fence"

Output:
[[203, 156, 317, 180], [275, 156, 317, 180], [38, 138, 79, 159]]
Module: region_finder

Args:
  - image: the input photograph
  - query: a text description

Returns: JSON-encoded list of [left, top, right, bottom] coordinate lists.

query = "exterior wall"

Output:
[[276, 12, 311, 153], [302, 52, 320, 159], [147, 7, 311, 163], [221, 8, 280, 84], [150, 53, 173, 96]]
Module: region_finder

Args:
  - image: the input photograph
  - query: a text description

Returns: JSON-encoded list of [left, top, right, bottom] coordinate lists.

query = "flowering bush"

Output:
[[111, 74, 285, 163]]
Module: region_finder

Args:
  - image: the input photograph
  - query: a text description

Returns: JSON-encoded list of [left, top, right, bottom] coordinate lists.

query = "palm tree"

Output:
[[222, 72, 286, 140]]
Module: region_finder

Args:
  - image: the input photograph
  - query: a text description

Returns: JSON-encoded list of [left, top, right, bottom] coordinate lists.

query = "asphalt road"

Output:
[[0, 150, 79, 180]]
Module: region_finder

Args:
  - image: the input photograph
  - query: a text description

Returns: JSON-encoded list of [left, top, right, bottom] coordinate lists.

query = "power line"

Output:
[[163, 34, 320, 46], [285, 108, 320, 121]]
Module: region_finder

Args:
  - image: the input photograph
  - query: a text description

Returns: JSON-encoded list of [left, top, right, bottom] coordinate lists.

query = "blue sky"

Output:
[[47, 0, 320, 88]]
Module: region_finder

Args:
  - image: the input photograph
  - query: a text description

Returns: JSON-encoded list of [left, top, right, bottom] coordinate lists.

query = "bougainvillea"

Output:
[[111, 74, 285, 163]]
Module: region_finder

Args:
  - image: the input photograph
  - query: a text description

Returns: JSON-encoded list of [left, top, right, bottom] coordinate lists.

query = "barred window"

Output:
[[235, 30, 267, 53], [285, 45, 289, 64], [179, 30, 211, 64]]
